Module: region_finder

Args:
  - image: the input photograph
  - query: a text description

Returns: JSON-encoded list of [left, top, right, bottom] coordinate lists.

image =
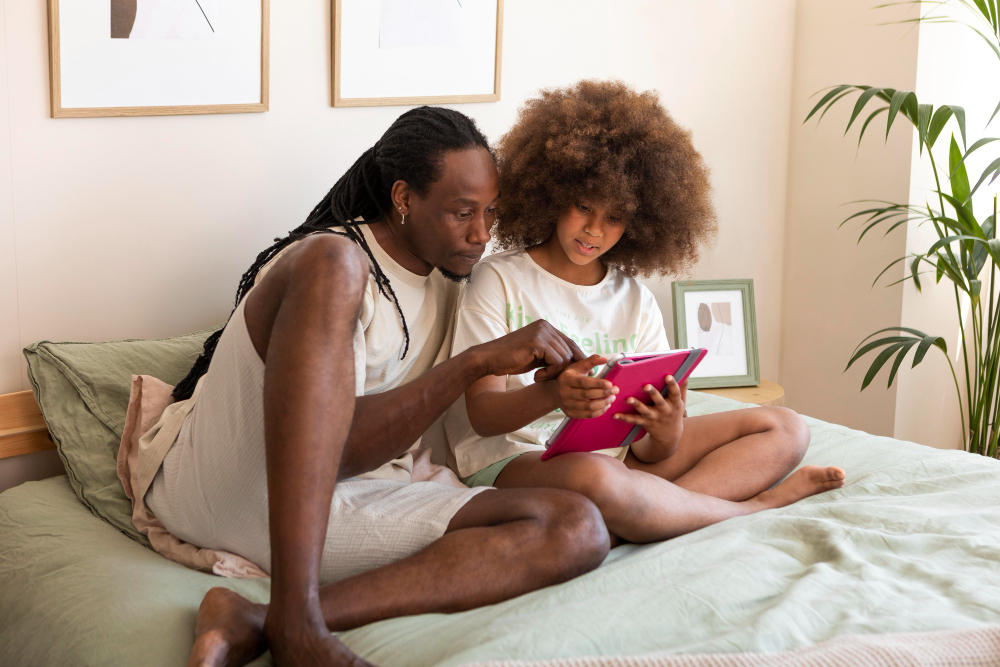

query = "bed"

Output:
[[2, 334, 1000, 666]]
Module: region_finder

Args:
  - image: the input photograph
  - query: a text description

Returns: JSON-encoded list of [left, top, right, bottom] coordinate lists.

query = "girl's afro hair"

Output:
[[494, 79, 717, 277]]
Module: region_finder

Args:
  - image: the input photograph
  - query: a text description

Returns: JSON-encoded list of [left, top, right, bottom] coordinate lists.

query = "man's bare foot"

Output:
[[265, 612, 374, 667], [187, 587, 268, 667], [752, 465, 846, 509]]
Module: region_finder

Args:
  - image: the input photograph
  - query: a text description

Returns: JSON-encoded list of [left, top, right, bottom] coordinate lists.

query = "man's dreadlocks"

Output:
[[172, 106, 491, 401]]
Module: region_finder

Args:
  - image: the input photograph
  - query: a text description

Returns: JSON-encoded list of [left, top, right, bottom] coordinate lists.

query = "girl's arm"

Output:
[[465, 355, 619, 437], [615, 376, 686, 462], [464, 375, 556, 437]]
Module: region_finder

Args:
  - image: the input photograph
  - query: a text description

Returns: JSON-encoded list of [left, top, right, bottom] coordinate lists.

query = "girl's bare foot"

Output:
[[187, 587, 267, 667], [752, 465, 845, 510]]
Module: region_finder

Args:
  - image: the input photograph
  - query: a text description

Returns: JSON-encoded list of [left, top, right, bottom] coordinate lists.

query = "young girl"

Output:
[[444, 80, 845, 544]]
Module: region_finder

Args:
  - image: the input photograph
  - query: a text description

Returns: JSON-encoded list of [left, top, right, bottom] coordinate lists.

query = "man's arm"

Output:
[[463, 355, 618, 438], [337, 320, 585, 479]]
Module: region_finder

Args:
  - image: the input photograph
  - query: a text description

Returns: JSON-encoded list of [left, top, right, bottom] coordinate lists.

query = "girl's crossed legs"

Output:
[[494, 406, 845, 544]]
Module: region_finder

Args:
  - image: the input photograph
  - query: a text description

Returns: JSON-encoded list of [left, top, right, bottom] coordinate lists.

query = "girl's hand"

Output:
[[614, 375, 685, 456], [544, 355, 619, 419]]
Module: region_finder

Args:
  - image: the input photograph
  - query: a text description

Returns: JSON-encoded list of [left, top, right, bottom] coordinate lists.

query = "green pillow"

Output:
[[23, 327, 220, 543]]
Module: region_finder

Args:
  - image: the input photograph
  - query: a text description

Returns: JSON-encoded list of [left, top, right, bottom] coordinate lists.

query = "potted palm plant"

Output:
[[807, 0, 1000, 455]]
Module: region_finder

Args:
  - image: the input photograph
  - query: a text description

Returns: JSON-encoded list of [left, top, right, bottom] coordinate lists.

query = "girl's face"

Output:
[[552, 199, 627, 266]]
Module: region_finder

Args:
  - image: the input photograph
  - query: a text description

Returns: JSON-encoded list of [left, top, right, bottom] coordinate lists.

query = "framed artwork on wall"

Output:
[[48, 0, 270, 118], [672, 279, 760, 389], [332, 0, 503, 107]]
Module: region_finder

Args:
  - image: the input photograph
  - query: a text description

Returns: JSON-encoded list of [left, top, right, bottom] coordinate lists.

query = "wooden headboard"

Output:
[[0, 391, 55, 460]]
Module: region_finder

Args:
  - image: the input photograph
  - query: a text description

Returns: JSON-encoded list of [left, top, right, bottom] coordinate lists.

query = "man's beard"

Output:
[[437, 266, 471, 283]]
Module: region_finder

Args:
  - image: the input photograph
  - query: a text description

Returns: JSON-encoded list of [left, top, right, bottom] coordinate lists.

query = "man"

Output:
[[140, 107, 612, 667]]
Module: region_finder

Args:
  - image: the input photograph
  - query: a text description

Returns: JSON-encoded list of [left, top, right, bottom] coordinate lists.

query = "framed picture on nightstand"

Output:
[[672, 279, 760, 389]]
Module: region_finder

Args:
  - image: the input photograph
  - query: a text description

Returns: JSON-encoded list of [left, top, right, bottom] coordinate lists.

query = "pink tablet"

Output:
[[541, 348, 707, 461]]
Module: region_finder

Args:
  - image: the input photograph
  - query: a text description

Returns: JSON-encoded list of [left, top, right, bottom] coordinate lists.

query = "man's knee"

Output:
[[531, 488, 610, 577]]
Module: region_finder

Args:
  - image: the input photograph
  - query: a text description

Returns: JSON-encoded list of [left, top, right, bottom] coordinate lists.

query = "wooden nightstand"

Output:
[[698, 379, 785, 407]]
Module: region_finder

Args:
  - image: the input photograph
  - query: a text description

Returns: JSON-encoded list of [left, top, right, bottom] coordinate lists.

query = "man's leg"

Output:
[[310, 487, 608, 629], [193, 486, 608, 656], [188, 235, 609, 666], [249, 234, 370, 666], [625, 407, 813, 501]]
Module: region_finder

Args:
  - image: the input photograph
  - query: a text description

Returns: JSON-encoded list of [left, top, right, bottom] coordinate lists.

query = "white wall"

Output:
[[0, 0, 799, 492], [779, 0, 919, 437], [0, 1, 19, 395]]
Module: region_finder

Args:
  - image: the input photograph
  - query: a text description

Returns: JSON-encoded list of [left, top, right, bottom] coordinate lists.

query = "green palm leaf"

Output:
[[886, 90, 917, 139], [971, 156, 1000, 196], [917, 103, 933, 152], [847, 87, 887, 131], [950, 135, 973, 208], [887, 340, 919, 387], [949, 137, 1000, 178], [911, 254, 923, 291], [804, 85, 856, 123], [847, 335, 918, 371], [927, 105, 954, 148], [858, 107, 890, 147], [913, 334, 947, 366], [845, 326, 947, 391], [862, 343, 908, 390]]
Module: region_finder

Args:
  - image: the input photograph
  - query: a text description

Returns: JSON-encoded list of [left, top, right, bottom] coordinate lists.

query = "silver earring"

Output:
[[398, 206, 406, 225]]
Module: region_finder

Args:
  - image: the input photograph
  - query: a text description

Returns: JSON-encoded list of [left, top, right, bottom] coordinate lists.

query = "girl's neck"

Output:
[[527, 240, 607, 286]]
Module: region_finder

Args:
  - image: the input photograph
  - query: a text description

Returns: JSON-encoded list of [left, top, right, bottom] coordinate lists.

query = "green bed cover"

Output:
[[3, 392, 1000, 666]]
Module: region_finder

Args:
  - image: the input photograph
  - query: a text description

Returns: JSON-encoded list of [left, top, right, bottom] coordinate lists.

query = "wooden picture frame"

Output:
[[672, 279, 761, 389], [48, 0, 270, 118], [332, 0, 503, 108]]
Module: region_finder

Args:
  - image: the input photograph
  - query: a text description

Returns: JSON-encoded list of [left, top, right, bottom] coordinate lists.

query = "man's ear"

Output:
[[390, 180, 411, 217]]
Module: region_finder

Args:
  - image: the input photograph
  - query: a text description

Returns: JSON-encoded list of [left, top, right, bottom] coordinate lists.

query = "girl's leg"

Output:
[[494, 451, 843, 544], [625, 407, 811, 501]]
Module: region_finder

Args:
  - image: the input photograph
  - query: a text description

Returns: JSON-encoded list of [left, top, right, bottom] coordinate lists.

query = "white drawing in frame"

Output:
[[684, 290, 748, 379], [380, 0, 463, 49], [111, 0, 219, 40]]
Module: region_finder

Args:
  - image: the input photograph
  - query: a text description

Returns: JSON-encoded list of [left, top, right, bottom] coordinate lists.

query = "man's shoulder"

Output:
[[254, 227, 362, 285]]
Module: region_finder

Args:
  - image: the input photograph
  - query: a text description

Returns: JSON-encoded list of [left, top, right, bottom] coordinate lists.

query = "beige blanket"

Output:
[[471, 625, 1000, 666], [117, 374, 267, 578]]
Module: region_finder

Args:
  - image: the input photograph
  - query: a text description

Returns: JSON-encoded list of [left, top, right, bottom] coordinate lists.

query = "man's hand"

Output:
[[544, 355, 619, 419], [614, 375, 686, 459], [472, 320, 586, 378]]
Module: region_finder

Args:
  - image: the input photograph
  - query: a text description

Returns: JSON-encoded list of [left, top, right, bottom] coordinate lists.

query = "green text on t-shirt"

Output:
[[507, 302, 640, 355]]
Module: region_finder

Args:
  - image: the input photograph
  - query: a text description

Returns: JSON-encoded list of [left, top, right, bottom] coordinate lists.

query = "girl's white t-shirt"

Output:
[[445, 249, 671, 478]]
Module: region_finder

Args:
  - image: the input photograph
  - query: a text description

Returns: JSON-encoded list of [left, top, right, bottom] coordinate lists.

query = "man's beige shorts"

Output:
[[146, 297, 486, 585]]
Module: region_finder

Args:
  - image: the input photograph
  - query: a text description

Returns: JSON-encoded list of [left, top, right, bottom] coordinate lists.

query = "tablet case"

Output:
[[541, 348, 707, 461]]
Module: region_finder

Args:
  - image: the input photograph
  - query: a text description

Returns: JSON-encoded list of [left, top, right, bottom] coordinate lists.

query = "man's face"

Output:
[[404, 147, 499, 280]]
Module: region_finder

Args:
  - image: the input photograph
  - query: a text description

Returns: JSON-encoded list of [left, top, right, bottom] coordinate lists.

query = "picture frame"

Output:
[[672, 279, 760, 389], [332, 0, 503, 108], [47, 0, 270, 118]]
